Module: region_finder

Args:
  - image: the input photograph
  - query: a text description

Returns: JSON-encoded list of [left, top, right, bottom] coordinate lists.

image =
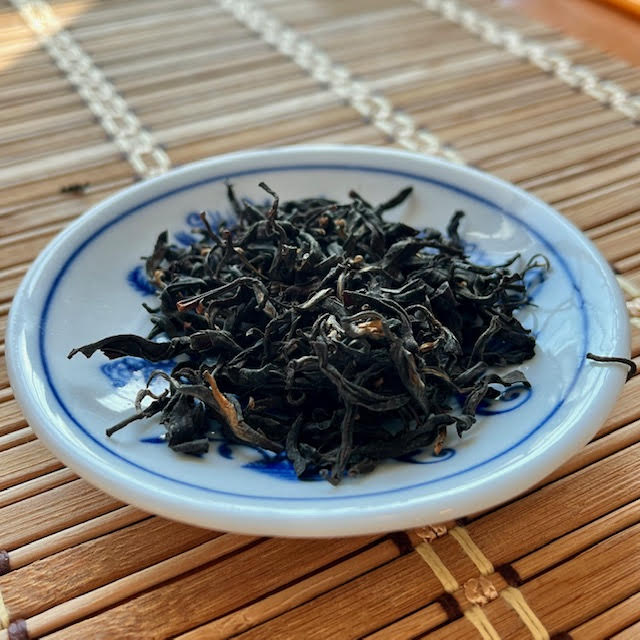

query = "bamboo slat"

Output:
[[0, 480, 122, 551], [512, 499, 640, 581], [595, 374, 640, 435], [463, 442, 640, 562], [26, 534, 262, 640], [0, 178, 130, 222], [175, 539, 408, 640], [0, 441, 62, 490], [0, 159, 134, 209], [525, 156, 640, 204], [0, 428, 34, 452], [230, 554, 445, 640], [570, 591, 640, 639], [563, 177, 640, 230], [361, 605, 451, 640], [1, 0, 640, 637], [1, 518, 220, 620], [7, 505, 147, 569], [49, 0, 205, 28], [0, 264, 29, 302], [0, 468, 77, 510], [412, 65, 637, 143], [0, 198, 95, 241], [613, 621, 640, 640], [595, 224, 640, 262], [461, 110, 626, 164], [535, 419, 640, 488], [37, 536, 377, 639], [0, 400, 27, 436], [589, 209, 640, 241]]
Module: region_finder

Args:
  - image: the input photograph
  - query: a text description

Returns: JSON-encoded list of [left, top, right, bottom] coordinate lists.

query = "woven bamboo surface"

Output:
[[1, 0, 640, 638]]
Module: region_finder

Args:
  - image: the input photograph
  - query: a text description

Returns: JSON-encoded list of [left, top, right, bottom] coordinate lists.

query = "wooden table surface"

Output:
[[506, 0, 640, 65]]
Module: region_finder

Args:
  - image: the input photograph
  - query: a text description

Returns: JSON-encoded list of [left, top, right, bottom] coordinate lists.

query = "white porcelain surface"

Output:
[[7, 146, 629, 537]]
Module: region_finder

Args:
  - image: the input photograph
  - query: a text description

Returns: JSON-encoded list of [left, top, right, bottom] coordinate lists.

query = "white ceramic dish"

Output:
[[6, 145, 629, 537]]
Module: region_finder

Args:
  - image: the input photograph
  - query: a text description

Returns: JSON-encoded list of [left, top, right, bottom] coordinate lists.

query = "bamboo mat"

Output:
[[1, 0, 640, 638]]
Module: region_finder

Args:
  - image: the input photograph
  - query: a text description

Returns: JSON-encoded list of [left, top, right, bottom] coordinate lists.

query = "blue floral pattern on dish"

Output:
[[126, 265, 155, 296], [174, 231, 198, 247], [524, 264, 548, 302], [186, 209, 230, 230], [101, 356, 174, 388], [141, 434, 455, 479], [242, 451, 324, 482], [140, 436, 166, 444], [476, 386, 532, 415]]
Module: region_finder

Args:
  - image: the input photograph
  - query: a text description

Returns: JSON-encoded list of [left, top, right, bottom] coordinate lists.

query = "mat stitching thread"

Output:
[[464, 606, 502, 640], [415, 0, 640, 123], [449, 526, 552, 640], [0, 589, 9, 629], [9, 0, 171, 178], [415, 540, 502, 638], [216, 0, 464, 163], [450, 526, 494, 576], [502, 587, 551, 640], [415, 541, 460, 593]]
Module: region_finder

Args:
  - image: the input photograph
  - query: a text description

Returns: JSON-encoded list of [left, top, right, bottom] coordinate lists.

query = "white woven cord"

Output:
[[10, 0, 171, 178], [216, 0, 464, 163], [415, 0, 640, 122]]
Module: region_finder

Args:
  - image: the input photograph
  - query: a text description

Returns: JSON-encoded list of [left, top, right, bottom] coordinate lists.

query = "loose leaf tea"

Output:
[[69, 183, 544, 484], [586, 353, 636, 381]]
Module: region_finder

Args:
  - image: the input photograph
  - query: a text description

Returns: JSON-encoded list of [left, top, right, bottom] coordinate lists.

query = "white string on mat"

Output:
[[414, 0, 640, 123], [216, 0, 464, 163], [9, 0, 172, 178]]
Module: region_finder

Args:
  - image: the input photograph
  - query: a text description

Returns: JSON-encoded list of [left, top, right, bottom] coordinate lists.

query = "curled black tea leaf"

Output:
[[586, 353, 636, 381]]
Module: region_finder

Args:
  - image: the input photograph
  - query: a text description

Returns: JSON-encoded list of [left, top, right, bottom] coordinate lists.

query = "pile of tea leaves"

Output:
[[69, 183, 544, 484]]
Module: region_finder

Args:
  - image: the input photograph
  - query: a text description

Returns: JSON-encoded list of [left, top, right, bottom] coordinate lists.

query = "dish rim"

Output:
[[6, 144, 630, 536]]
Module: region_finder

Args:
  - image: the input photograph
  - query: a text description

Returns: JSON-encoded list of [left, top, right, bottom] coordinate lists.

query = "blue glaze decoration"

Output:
[[40, 163, 588, 501], [126, 265, 155, 296], [524, 265, 548, 302], [100, 357, 174, 389], [212, 442, 325, 481], [186, 209, 229, 230], [174, 230, 197, 246], [217, 442, 234, 460], [476, 387, 532, 415], [186, 211, 206, 228], [140, 436, 166, 444], [243, 451, 324, 482]]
